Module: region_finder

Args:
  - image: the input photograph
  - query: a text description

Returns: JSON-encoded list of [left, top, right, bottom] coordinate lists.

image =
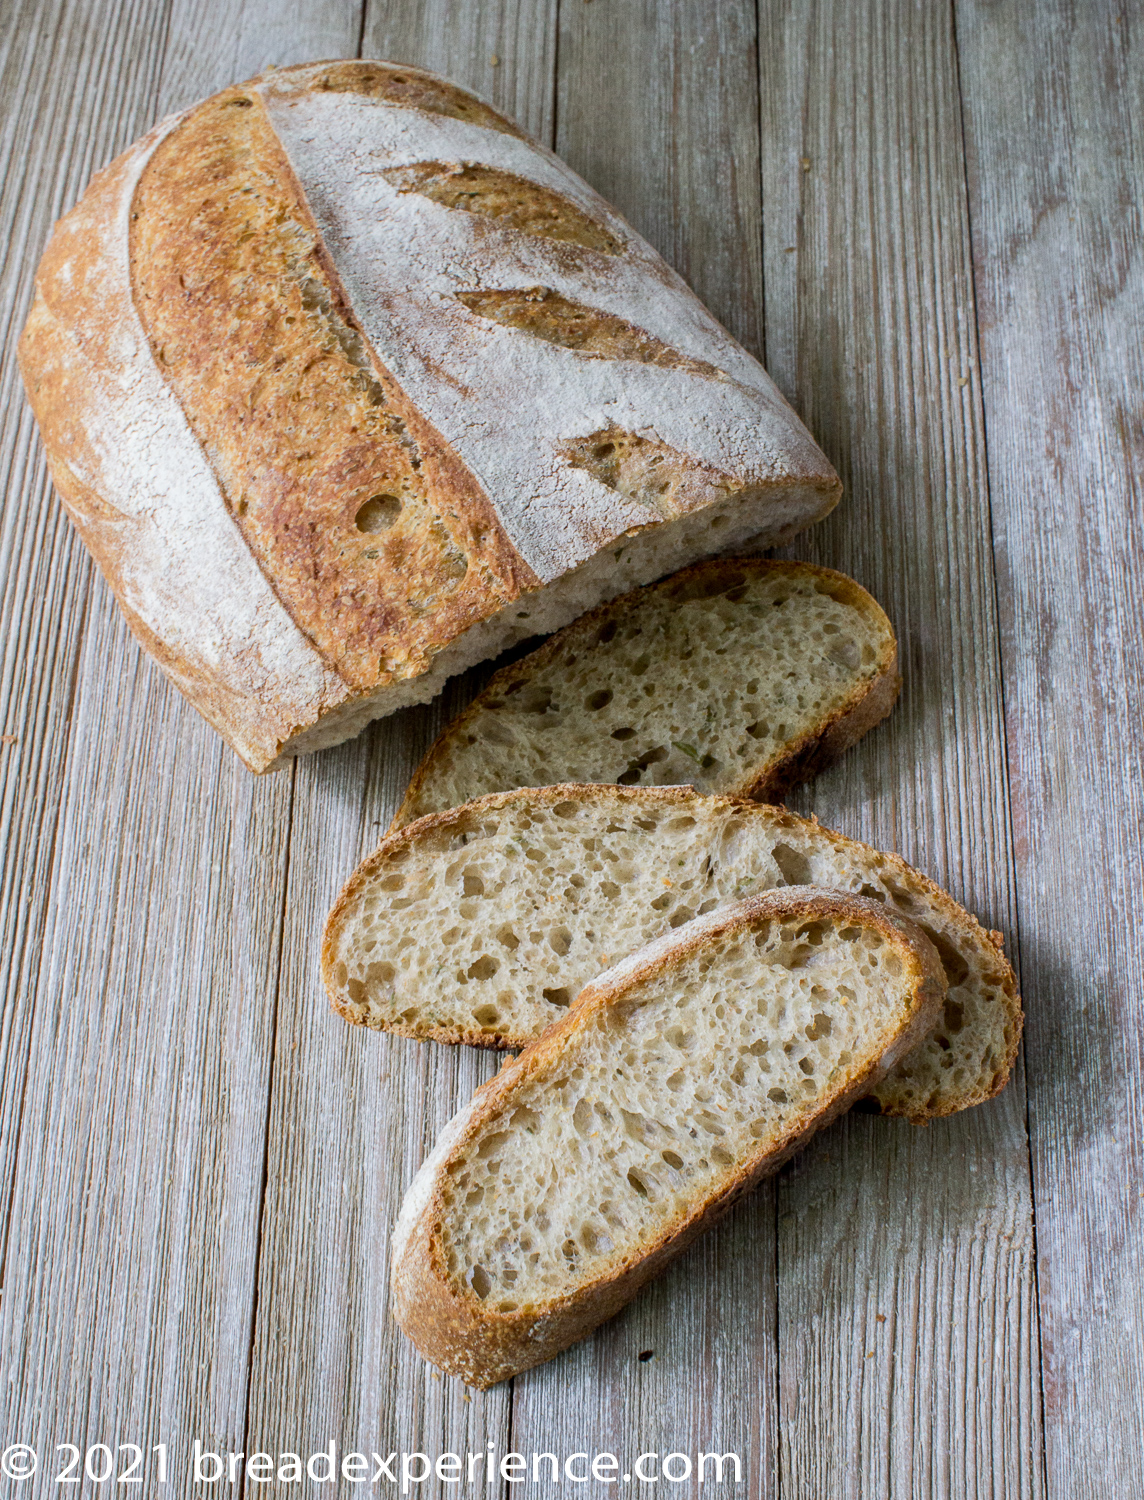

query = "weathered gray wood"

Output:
[[506, 5, 779, 1491], [3, 0, 1130, 1491], [956, 3, 1144, 1493], [0, 0, 166, 1305], [0, 2, 362, 1491], [240, 1, 558, 1475], [758, 0, 1042, 1493]]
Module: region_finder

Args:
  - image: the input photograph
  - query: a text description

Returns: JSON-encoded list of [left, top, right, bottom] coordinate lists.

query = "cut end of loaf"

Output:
[[390, 557, 898, 828], [263, 481, 841, 770]]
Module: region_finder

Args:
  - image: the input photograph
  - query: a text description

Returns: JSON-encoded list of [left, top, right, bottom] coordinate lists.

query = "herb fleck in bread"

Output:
[[322, 786, 1021, 1123], [392, 559, 899, 828], [390, 888, 945, 1387]]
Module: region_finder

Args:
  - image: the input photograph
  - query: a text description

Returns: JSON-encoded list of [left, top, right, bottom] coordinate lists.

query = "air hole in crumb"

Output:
[[627, 1169, 649, 1197], [919, 925, 971, 986], [772, 843, 812, 885], [543, 987, 572, 1007], [467, 955, 499, 981], [355, 494, 402, 532], [853, 1096, 883, 1114], [469, 1265, 491, 1297], [585, 689, 613, 710]]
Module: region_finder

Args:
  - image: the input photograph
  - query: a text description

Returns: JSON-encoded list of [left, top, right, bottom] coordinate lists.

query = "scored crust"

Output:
[[391, 557, 901, 829], [129, 80, 534, 694], [19, 58, 841, 771], [390, 889, 946, 1387]]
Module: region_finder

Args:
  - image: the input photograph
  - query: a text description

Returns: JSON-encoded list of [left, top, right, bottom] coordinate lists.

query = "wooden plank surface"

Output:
[[757, 1, 1042, 1494], [0, 0, 166, 1329], [506, 4, 779, 1491], [956, 3, 1144, 1494], [0, 0, 1134, 1493], [0, 2, 361, 1490], [240, 0, 559, 1478]]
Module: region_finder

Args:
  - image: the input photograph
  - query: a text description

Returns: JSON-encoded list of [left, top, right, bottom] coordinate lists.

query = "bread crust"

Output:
[[390, 557, 900, 829], [19, 59, 842, 770], [321, 784, 1023, 1121], [389, 889, 946, 1387]]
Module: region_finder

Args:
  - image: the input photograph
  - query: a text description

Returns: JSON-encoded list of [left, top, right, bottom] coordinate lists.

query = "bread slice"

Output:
[[321, 786, 1021, 1122], [392, 558, 899, 829], [390, 888, 945, 1387]]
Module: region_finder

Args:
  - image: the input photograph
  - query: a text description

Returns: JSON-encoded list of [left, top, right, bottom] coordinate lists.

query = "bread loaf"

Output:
[[391, 888, 945, 1386], [393, 557, 899, 828], [17, 60, 840, 771], [322, 786, 1021, 1122]]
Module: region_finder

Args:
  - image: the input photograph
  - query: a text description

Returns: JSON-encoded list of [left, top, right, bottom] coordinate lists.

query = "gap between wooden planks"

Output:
[[0, 1, 1057, 1496]]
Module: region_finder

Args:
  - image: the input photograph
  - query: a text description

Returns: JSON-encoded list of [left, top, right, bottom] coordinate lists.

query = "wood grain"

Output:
[[239, 0, 558, 1478], [957, 2, 1144, 1493], [758, 0, 1042, 1493], [0, 2, 361, 1492], [0, 0, 1131, 1492], [0, 0, 167, 1302], [506, 4, 779, 1490]]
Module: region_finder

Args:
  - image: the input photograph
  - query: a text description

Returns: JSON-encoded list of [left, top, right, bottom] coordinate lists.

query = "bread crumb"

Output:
[[800, 157, 811, 172], [1, 734, 16, 746], [876, 1313, 886, 1323], [490, 53, 500, 66]]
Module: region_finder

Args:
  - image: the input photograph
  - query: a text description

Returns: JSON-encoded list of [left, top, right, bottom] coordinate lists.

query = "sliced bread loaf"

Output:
[[392, 558, 898, 828], [322, 786, 1021, 1122], [391, 888, 945, 1387]]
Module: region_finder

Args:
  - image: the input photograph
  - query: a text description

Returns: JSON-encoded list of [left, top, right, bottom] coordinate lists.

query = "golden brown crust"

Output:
[[390, 889, 946, 1386], [130, 84, 535, 693], [17, 131, 347, 764], [382, 162, 623, 252], [19, 57, 844, 770], [294, 59, 528, 137], [389, 559, 900, 830]]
